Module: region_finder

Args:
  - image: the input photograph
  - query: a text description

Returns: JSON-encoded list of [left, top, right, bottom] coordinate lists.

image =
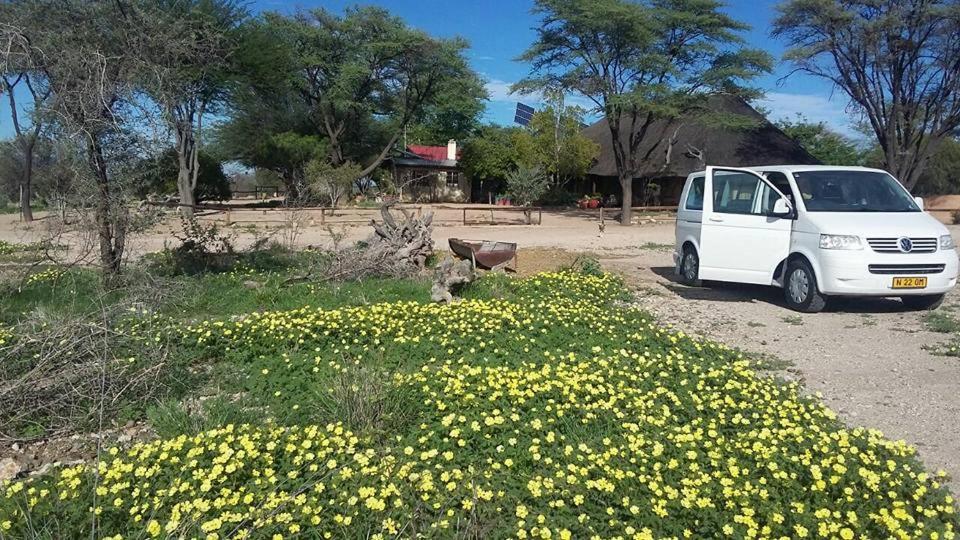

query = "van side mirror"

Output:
[[772, 198, 793, 218], [914, 196, 925, 210]]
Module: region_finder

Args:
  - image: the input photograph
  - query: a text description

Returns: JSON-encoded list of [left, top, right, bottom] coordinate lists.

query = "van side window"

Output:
[[685, 176, 704, 210], [758, 172, 795, 215], [712, 172, 761, 214]]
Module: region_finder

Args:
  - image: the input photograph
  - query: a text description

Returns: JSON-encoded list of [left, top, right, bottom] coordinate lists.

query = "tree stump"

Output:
[[431, 256, 475, 303], [368, 203, 434, 270]]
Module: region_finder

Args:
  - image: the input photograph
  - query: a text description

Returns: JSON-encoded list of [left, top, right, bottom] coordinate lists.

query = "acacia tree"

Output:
[[274, 7, 482, 180], [0, 10, 51, 223], [141, 0, 245, 216], [774, 0, 960, 190], [516, 0, 770, 225], [8, 0, 145, 277], [1, 73, 49, 223]]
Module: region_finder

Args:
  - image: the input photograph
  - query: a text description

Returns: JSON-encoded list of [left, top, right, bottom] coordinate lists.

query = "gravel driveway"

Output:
[[603, 245, 960, 490]]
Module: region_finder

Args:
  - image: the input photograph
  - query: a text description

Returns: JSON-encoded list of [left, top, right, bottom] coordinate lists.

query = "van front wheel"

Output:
[[784, 259, 827, 313], [678, 246, 701, 287]]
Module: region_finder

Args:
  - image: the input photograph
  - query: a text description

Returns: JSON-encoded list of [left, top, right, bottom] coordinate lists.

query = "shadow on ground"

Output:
[[648, 265, 918, 314]]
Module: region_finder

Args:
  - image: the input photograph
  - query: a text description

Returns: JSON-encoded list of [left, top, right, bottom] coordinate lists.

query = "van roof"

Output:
[[747, 165, 889, 174], [690, 165, 889, 176]]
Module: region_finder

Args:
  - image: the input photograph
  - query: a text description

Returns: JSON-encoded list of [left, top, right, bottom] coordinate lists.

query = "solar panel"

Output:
[[514, 102, 535, 126]]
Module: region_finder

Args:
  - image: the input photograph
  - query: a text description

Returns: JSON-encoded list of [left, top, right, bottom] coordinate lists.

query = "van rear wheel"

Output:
[[784, 259, 827, 313], [678, 246, 701, 287], [901, 294, 945, 311]]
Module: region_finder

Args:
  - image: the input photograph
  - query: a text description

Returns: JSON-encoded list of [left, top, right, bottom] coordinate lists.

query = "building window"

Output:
[[446, 171, 460, 189]]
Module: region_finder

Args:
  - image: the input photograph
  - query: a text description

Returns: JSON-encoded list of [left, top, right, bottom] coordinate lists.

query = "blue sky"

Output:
[[0, 0, 860, 140]]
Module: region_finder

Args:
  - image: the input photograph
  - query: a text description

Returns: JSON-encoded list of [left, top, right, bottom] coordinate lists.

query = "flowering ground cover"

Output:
[[1, 270, 957, 539]]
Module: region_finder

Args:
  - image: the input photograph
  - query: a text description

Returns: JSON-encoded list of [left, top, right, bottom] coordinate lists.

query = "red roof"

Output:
[[407, 145, 460, 161]]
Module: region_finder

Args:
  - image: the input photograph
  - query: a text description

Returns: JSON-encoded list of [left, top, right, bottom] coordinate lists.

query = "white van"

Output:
[[673, 165, 958, 312]]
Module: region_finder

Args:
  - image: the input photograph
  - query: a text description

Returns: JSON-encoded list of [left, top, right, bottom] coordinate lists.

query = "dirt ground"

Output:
[[3, 206, 960, 489], [0, 205, 676, 263], [600, 227, 960, 490]]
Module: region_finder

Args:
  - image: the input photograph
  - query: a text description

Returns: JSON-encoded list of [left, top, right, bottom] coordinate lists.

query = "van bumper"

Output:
[[817, 249, 959, 296]]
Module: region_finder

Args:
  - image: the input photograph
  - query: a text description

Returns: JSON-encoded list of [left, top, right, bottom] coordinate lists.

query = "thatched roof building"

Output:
[[579, 94, 820, 206]]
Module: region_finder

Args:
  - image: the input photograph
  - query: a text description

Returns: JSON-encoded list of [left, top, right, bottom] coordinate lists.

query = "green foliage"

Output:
[[924, 311, 960, 334], [527, 105, 600, 183], [3, 270, 958, 537], [217, 6, 484, 189], [776, 115, 864, 166], [401, 74, 488, 145], [459, 125, 534, 182], [505, 164, 549, 207], [517, 0, 771, 223], [305, 160, 361, 206], [538, 186, 578, 206], [138, 148, 231, 202], [914, 138, 960, 196], [773, 0, 960, 189], [145, 215, 236, 276], [147, 396, 256, 440]]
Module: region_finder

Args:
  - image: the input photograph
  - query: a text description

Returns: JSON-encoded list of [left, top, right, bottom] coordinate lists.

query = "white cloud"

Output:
[[484, 79, 540, 103], [483, 78, 598, 116], [757, 92, 863, 141]]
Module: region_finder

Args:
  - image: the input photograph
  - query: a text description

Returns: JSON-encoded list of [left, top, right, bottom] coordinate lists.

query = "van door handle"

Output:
[[708, 216, 724, 222]]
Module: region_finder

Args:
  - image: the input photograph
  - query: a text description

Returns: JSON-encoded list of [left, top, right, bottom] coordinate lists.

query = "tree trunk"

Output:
[[19, 140, 34, 223], [619, 172, 633, 226], [177, 167, 195, 217], [90, 138, 124, 279]]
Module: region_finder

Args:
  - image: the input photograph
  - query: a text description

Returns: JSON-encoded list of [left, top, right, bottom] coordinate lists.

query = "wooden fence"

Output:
[[145, 202, 423, 225], [458, 206, 543, 226]]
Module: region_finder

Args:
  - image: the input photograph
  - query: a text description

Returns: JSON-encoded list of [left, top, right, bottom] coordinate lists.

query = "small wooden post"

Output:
[[225, 209, 232, 225], [538, 207, 542, 225], [320, 208, 326, 225], [463, 208, 467, 225]]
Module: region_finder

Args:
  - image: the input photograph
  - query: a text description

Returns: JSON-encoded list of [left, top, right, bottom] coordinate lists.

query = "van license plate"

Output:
[[892, 277, 927, 289]]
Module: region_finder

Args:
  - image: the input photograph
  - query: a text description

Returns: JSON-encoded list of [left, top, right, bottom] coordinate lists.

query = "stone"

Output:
[[0, 458, 21, 482]]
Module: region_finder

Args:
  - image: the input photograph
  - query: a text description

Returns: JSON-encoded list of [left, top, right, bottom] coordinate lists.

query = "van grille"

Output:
[[867, 237, 937, 253], [867, 264, 945, 275]]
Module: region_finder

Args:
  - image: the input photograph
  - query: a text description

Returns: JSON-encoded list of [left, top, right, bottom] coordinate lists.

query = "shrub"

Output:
[[538, 186, 578, 207]]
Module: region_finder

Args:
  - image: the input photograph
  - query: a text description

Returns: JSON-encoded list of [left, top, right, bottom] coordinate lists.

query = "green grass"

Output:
[[2, 269, 958, 539], [0, 261, 431, 326], [781, 314, 804, 325], [636, 241, 674, 251], [924, 311, 960, 334]]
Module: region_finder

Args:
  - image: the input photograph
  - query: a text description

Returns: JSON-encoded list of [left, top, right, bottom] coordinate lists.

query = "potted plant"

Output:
[[578, 194, 601, 209]]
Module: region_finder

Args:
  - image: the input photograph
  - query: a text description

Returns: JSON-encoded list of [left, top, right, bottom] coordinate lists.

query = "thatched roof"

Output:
[[584, 94, 820, 178]]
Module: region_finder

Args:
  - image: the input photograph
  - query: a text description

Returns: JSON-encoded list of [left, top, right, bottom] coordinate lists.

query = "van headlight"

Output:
[[941, 235, 956, 250], [819, 234, 862, 250]]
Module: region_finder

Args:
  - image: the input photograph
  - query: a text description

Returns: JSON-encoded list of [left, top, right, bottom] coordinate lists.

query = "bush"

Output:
[[138, 148, 232, 202], [538, 186, 578, 207], [145, 215, 236, 276]]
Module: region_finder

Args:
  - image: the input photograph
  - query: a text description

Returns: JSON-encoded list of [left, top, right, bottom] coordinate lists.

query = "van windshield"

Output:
[[792, 170, 920, 212]]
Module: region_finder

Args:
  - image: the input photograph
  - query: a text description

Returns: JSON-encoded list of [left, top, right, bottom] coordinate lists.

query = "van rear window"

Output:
[[685, 177, 704, 210]]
